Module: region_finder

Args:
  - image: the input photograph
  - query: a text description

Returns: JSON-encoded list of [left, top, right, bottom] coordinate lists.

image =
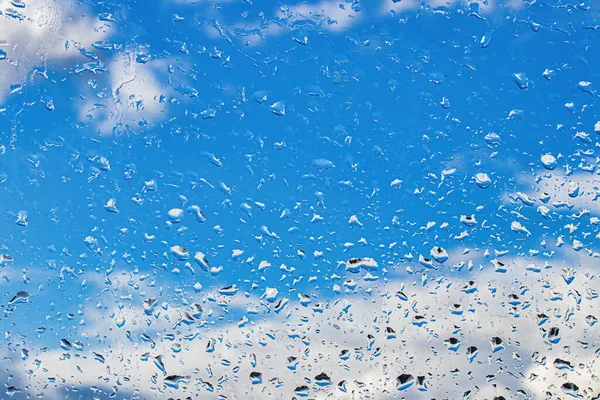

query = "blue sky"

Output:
[[0, 0, 600, 398]]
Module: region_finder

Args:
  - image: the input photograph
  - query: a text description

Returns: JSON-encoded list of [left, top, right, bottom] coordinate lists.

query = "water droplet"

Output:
[[345, 257, 378, 273], [561, 268, 575, 285], [218, 285, 238, 296], [567, 181, 580, 197], [396, 374, 414, 391], [164, 375, 190, 389], [168, 208, 184, 222], [294, 385, 310, 396], [541, 154, 557, 170], [513, 72, 531, 89], [269, 101, 285, 116], [511, 221, 531, 236], [460, 215, 477, 226], [15, 210, 28, 226], [430, 246, 448, 263], [170, 245, 189, 260], [60, 339, 72, 350], [490, 337, 504, 352], [560, 382, 580, 397], [264, 287, 278, 302], [143, 298, 158, 315], [93, 352, 105, 363], [314, 373, 331, 386], [104, 198, 119, 213], [474, 173, 491, 188], [440, 96, 451, 108], [8, 291, 29, 304], [312, 158, 335, 171], [250, 371, 263, 384], [548, 327, 561, 344], [416, 376, 428, 392]]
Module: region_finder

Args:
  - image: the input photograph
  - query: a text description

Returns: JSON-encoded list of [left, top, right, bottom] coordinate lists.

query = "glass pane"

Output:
[[0, 0, 598, 398]]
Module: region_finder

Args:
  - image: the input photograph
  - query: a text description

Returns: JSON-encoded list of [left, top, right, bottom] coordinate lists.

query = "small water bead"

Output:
[[430, 246, 448, 263], [269, 101, 285, 116], [168, 208, 184, 222], [218, 285, 238, 296], [15, 210, 28, 226], [250, 372, 263, 384], [170, 246, 189, 260], [143, 180, 158, 192], [548, 327, 561, 344], [466, 346, 478, 363], [511, 221, 531, 236], [561, 268, 575, 285], [474, 173, 491, 188], [567, 181, 580, 197], [416, 376, 428, 392], [314, 373, 331, 386], [490, 337, 504, 352], [460, 214, 477, 226], [60, 339, 71, 350], [440, 96, 451, 109], [287, 356, 299, 370], [312, 158, 335, 171], [345, 257, 378, 273], [541, 154, 557, 170], [586, 315, 598, 326], [560, 382, 580, 397], [8, 291, 29, 304], [264, 287, 278, 302], [93, 352, 105, 363], [513, 72, 531, 89], [104, 198, 119, 213], [396, 374, 414, 391], [294, 386, 310, 396], [163, 375, 190, 389], [143, 298, 158, 315]]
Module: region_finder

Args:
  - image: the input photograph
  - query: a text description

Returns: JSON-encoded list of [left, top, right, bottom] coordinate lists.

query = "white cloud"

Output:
[[505, 169, 600, 219], [0, 0, 172, 134], [233, 0, 361, 47], [379, 0, 499, 16], [0, 0, 112, 101], [13, 245, 599, 399], [282, 0, 361, 32], [78, 52, 170, 135]]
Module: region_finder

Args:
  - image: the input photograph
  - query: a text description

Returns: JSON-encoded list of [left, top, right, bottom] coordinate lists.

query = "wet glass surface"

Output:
[[0, 0, 600, 398]]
